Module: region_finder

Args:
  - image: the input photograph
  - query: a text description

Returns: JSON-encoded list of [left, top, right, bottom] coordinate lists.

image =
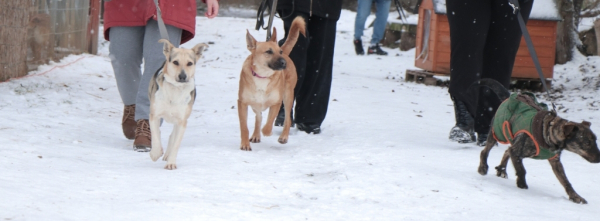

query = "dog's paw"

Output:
[[569, 195, 588, 204], [249, 136, 261, 143], [262, 127, 273, 137], [164, 163, 177, 170], [240, 143, 252, 151], [278, 136, 288, 144], [149, 147, 164, 162], [516, 179, 528, 189], [495, 166, 508, 178], [478, 164, 488, 175]]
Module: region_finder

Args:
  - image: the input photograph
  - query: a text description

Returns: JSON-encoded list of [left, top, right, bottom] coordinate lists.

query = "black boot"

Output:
[[297, 122, 321, 134], [367, 44, 388, 55], [354, 39, 365, 55], [476, 132, 488, 147], [274, 106, 295, 127], [449, 98, 476, 143]]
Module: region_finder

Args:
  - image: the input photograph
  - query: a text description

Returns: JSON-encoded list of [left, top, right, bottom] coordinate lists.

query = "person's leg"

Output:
[[446, 0, 491, 143], [109, 26, 145, 139], [109, 26, 144, 106], [294, 17, 337, 134], [354, 0, 372, 41], [274, 10, 309, 126], [370, 0, 391, 45], [473, 0, 534, 144]]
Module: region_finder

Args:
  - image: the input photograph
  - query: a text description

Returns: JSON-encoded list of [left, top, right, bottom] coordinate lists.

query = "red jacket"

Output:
[[103, 0, 204, 44]]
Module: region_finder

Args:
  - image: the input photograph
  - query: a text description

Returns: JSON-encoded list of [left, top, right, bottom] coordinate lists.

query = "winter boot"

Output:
[[133, 119, 152, 152], [274, 107, 295, 127], [122, 104, 136, 140], [476, 132, 489, 147], [367, 44, 388, 55], [354, 39, 365, 55], [449, 98, 476, 143], [297, 122, 321, 134]]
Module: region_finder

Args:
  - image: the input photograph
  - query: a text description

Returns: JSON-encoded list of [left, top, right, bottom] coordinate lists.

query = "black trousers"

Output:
[[278, 10, 338, 125], [446, 0, 533, 133]]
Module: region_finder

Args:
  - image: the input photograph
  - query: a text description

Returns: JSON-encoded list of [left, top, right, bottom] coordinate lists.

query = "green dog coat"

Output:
[[492, 92, 557, 160]]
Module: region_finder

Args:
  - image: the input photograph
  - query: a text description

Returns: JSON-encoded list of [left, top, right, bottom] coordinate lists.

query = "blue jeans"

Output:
[[354, 0, 391, 45]]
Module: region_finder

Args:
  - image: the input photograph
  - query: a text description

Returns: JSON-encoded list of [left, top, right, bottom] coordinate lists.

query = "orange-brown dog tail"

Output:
[[281, 16, 306, 56]]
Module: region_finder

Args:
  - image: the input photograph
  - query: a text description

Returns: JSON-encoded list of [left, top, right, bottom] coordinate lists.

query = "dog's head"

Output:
[[555, 120, 600, 163], [159, 39, 208, 84], [246, 28, 287, 77]]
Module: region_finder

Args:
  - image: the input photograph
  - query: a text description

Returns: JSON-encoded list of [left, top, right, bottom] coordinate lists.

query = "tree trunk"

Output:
[[556, 0, 584, 64], [0, 0, 30, 82]]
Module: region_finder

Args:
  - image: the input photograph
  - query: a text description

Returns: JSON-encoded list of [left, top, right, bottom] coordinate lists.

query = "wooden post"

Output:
[[87, 0, 101, 55], [0, 0, 31, 82]]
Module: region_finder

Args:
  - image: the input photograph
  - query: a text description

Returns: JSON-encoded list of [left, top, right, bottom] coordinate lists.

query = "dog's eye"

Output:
[[173, 61, 179, 66], [187, 62, 193, 66], [266, 49, 273, 55], [280, 50, 283, 55]]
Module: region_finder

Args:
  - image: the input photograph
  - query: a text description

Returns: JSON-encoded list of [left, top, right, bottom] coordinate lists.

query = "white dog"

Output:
[[148, 39, 208, 170]]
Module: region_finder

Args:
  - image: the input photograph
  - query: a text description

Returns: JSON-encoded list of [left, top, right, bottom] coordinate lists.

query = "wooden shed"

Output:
[[412, 0, 561, 81]]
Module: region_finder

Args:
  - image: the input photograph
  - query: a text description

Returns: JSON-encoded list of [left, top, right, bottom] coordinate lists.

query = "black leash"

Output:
[[507, 0, 556, 112], [255, 0, 279, 41], [393, 0, 408, 22]]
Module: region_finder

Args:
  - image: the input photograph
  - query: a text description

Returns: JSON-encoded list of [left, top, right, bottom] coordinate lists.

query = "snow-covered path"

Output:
[[1, 10, 600, 221]]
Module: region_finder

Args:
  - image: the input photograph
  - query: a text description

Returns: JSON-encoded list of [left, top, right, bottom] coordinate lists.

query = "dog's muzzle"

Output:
[[268, 58, 287, 71]]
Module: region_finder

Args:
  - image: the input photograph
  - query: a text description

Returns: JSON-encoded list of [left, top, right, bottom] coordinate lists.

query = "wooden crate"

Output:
[[414, 0, 559, 79]]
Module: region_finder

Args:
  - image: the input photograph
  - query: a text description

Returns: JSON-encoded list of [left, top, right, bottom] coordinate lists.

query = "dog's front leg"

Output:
[[478, 130, 497, 175], [250, 108, 262, 143], [163, 122, 186, 170], [262, 103, 281, 137], [148, 113, 163, 161], [549, 155, 587, 204], [508, 139, 528, 189], [238, 100, 252, 151]]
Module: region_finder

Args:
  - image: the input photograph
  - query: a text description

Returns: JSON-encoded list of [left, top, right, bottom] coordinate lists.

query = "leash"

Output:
[[507, 0, 556, 112], [255, 0, 279, 41], [152, 0, 170, 40], [393, 0, 408, 23]]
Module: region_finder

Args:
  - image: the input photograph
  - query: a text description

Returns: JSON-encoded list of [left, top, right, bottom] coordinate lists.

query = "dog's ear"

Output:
[[582, 121, 592, 127], [158, 39, 174, 58], [191, 43, 209, 61], [270, 27, 277, 43], [563, 122, 579, 138], [246, 30, 257, 51]]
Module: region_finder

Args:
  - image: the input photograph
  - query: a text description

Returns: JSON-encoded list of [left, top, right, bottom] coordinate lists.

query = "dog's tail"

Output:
[[466, 78, 511, 103], [281, 16, 306, 56]]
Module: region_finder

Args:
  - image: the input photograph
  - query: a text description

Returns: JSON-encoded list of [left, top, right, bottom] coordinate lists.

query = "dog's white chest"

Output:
[[153, 84, 194, 123], [246, 78, 279, 110]]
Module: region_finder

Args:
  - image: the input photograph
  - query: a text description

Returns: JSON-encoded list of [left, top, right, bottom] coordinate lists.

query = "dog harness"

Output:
[[492, 92, 558, 160]]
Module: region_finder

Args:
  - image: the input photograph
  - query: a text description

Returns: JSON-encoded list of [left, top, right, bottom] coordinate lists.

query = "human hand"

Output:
[[205, 0, 219, 19]]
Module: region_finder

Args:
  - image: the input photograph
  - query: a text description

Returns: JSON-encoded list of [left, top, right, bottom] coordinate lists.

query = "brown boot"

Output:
[[122, 104, 136, 140], [133, 119, 151, 152]]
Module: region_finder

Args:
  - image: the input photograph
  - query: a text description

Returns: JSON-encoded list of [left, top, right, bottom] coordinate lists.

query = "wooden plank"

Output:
[[512, 66, 554, 78], [513, 56, 555, 67]]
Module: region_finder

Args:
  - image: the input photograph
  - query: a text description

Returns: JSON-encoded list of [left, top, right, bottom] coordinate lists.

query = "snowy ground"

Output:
[[1, 10, 600, 221]]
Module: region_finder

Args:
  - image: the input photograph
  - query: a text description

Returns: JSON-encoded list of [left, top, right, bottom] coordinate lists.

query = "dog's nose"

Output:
[[278, 58, 286, 69], [178, 72, 186, 82]]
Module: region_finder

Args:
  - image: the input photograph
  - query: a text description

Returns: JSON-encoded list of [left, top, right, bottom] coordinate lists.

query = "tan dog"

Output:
[[148, 39, 208, 169], [28, 13, 52, 64], [238, 16, 306, 151]]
